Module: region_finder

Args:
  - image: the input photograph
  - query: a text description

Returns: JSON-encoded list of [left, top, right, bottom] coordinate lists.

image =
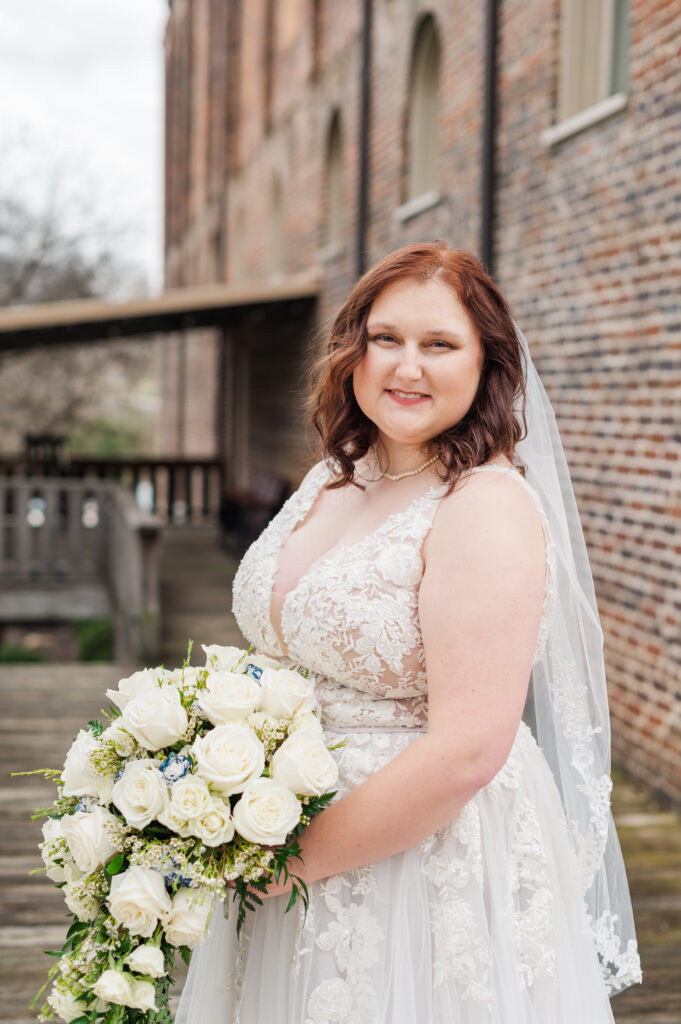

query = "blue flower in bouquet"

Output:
[[159, 753, 192, 784], [245, 663, 263, 680], [163, 857, 194, 888]]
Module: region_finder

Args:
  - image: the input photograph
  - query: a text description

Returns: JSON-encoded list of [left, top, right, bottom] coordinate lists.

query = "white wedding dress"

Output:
[[175, 460, 622, 1023]]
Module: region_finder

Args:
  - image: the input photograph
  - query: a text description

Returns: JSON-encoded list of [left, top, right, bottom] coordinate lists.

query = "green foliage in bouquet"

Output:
[[13, 641, 343, 1023]]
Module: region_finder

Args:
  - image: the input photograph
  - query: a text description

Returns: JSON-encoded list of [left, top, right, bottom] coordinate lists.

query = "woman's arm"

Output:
[[263, 473, 548, 895]]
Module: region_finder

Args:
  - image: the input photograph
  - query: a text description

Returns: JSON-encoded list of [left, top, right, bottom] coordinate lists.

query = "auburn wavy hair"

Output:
[[307, 241, 528, 493]]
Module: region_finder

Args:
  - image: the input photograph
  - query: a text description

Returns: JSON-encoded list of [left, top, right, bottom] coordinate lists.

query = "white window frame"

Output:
[[542, 0, 628, 147]]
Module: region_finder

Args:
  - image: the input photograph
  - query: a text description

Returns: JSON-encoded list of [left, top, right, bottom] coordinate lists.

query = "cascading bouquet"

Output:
[[19, 643, 341, 1024]]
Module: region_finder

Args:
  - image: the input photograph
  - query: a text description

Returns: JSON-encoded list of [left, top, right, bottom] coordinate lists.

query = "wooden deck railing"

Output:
[[0, 455, 223, 525], [0, 478, 160, 663]]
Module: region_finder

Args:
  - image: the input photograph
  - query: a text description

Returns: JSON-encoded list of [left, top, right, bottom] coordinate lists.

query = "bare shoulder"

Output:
[[423, 467, 547, 572]]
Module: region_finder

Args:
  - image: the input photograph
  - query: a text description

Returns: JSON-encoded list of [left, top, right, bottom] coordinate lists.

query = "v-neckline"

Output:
[[266, 460, 522, 655], [268, 466, 448, 653]]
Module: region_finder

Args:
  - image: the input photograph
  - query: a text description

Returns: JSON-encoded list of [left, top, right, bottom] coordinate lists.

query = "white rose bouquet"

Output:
[[15, 642, 341, 1024]]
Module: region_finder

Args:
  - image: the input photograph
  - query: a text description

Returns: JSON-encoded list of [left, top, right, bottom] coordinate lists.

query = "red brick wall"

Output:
[[494, 0, 681, 804], [163, 0, 681, 804]]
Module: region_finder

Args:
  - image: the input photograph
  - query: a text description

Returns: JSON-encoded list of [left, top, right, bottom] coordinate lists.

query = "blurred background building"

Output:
[[160, 0, 680, 806]]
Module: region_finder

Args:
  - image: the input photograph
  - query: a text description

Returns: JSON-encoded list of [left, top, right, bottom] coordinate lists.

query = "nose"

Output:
[[394, 342, 423, 383]]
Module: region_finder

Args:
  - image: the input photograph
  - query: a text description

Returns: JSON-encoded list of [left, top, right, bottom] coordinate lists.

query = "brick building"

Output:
[[160, 0, 681, 805]]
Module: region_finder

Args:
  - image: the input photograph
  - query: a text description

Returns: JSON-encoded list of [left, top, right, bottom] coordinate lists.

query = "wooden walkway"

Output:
[[2, 531, 679, 1022]]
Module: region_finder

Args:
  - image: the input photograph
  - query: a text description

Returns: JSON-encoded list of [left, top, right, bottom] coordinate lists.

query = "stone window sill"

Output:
[[540, 91, 628, 147], [394, 190, 441, 223]]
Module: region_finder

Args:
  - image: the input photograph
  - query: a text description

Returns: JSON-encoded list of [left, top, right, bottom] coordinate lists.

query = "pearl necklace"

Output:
[[379, 454, 439, 481]]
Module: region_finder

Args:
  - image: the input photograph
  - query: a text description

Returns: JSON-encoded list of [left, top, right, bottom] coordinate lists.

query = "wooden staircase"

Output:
[[159, 524, 246, 667]]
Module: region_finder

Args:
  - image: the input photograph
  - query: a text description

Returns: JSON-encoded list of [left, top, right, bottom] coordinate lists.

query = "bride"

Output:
[[176, 242, 641, 1022]]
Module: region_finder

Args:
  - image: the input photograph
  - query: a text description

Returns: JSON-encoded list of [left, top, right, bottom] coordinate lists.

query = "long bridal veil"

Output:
[[513, 321, 641, 993]]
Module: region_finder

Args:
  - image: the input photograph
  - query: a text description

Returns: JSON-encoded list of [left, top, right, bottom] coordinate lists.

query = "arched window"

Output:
[[405, 14, 441, 203], [269, 170, 285, 277], [323, 109, 343, 253]]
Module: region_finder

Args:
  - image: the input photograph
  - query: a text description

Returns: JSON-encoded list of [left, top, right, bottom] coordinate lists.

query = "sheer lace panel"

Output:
[[231, 461, 557, 730]]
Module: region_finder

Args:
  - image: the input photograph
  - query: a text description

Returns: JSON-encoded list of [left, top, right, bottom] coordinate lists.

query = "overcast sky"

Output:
[[0, 0, 167, 292]]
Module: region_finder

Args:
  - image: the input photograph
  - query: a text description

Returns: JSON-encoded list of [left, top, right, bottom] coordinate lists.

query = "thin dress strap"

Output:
[[464, 465, 558, 662]]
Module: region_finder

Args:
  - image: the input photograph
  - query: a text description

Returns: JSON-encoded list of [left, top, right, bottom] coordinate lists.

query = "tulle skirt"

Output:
[[175, 721, 615, 1023]]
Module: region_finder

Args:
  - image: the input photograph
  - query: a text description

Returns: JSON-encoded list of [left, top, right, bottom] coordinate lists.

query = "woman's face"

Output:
[[352, 276, 484, 451]]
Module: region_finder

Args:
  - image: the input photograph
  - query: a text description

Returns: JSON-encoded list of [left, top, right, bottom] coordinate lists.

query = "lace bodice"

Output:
[[232, 461, 557, 729]]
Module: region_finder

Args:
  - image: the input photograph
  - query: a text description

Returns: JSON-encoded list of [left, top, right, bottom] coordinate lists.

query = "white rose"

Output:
[[157, 802, 193, 838], [106, 668, 163, 711], [112, 760, 169, 829], [63, 881, 100, 922], [232, 777, 302, 845], [47, 987, 89, 1023], [100, 721, 136, 757], [130, 979, 157, 1011], [202, 644, 247, 671], [199, 670, 262, 725], [191, 798, 235, 847], [60, 806, 123, 875], [259, 669, 317, 718], [191, 723, 265, 795], [41, 818, 69, 883], [270, 729, 339, 796], [93, 969, 136, 1007], [290, 711, 324, 735], [121, 686, 189, 751], [167, 775, 212, 820], [108, 866, 171, 937], [41, 817, 62, 843], [62, 860, 84, 883], [125, 943, 166, 978], [164, 666, 205, 689], [62, 729, 113, 801], [163, 887, 215, 948]]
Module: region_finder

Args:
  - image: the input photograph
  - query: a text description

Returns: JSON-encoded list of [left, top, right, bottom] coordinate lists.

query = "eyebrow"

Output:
[[366, 321, 465, 341]]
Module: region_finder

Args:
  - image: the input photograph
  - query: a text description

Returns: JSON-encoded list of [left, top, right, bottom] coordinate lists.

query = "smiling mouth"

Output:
[[386, 389, 430, 399]]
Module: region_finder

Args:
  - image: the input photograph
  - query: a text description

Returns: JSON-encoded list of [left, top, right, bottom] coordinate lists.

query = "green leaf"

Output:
[[285, 888, 299, 913], [105, 853, 125, 875], [179, 945, 192, 966], [87, 719, 104, 737]]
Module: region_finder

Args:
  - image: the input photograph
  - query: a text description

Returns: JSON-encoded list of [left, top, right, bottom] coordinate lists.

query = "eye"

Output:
[[370, 333, 398, 344], [429, 340, 454, 350]]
